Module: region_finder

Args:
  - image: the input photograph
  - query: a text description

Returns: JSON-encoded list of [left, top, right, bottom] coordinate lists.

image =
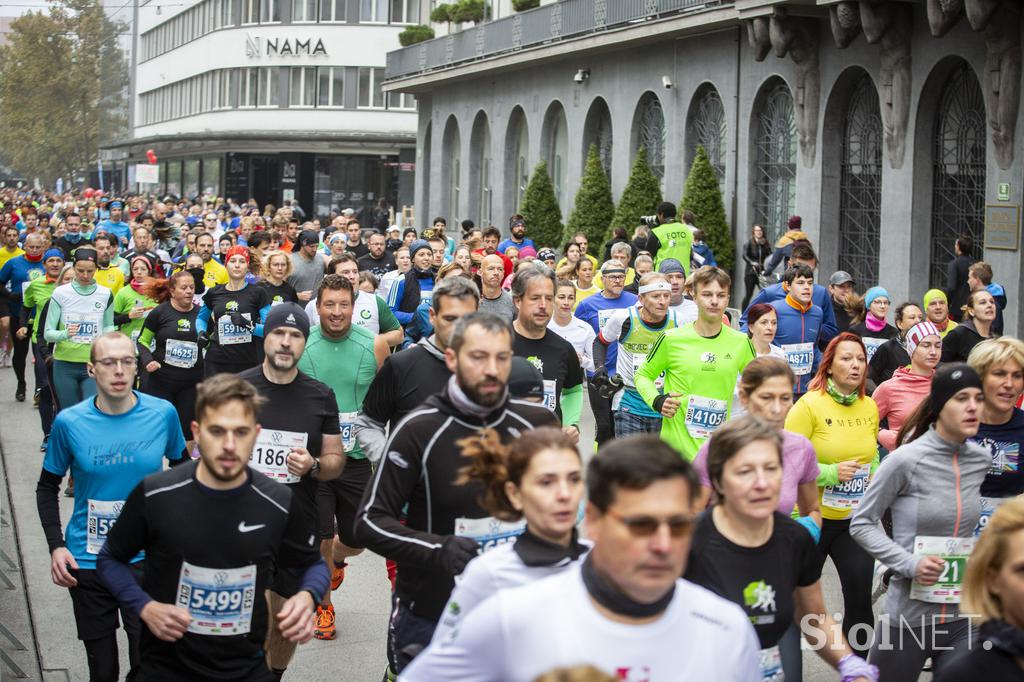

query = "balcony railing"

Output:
[[386, 0, 733, 80]]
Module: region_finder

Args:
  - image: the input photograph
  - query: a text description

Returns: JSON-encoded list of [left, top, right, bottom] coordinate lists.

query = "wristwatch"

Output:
[[308, 459, 321, 477]]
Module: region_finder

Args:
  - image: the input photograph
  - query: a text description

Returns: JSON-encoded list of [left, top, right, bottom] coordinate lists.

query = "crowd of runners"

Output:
[[1, 187, 1023, 682]]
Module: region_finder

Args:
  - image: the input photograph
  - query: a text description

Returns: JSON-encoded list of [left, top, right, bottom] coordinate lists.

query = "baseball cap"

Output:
[[508, 357, 544, 401], [341, 208, 355, 217], [829, 271, 854, 286]]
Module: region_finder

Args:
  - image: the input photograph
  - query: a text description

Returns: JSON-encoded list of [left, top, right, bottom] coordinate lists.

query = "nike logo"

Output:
[[238, 521, 266, 533]]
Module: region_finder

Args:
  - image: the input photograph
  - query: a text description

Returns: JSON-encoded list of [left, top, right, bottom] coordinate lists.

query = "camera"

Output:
[[640, 215, 659, 228], [592, 373, 624, 399]]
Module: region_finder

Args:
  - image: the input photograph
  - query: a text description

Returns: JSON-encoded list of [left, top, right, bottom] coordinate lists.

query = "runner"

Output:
[[744, 304, 785, 360], [138, 270, 204, 451], [967, 337, 1024, 534], [849, 286, 897, 364], [95, 373, 327, 682], [236, 303, 344, 677], [635, 266, 755, 460], [687, 417, 875, 682], [44, 247, 116, 409], [430, 426, 588, 644], [355, 312, 558, 677], [479, 253, 515, 320], [378, 246, 410, 303], [570, 258, 600, 308], [53, 213, 92, 259], [657, 258, 698, 323], [574, 260, 638, 447], [0, 231, 45, 400], [259, 251, 300, 305], [354, 277, 480, 464], [941, 288, 998, 363], [92, 234, 126, 294], [828, 271, 857, 334], [195, 233, 229, 290], [938, 498, 1024, 679], [296, 274, 389, 640], [770, 264, 824, 398], [595, 272, 678, 437], [923, 289, 958, 338], [873, 321, 941, 451], [112, 257, 157, 344], [36, 332, 186, 682], [868, 302, 923, 388], [511, 265, 584, 437], [197, 246, 272, 375], [401, 436, 761, 681], [17, 248, 65, 446], [547, 279, 595, 375], [785, 332, 878, 655], [851, 363, 989, 679], [358, 232, 397, 279], [306, 254, 404, 347], [387, 239, 435, 336]]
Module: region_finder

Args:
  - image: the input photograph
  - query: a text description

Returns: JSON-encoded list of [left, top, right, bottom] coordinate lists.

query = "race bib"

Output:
[[684, 395, 728, 439], [454, 516, 526, 552], [176, 562, 256, 635], [781, 342, 814, 376], [251, 429, 307, 484], [821, 463, 871, 511], [909, 536, 975, 604], [631, 352, 664, 389], [974, 496, 1007, 536], [862, 337, 886, 362], [86, 499, 124, 555], [339, 412, 357, 453], [217, 313, 252, 345], [67, 314, 101, 344], [164, 339, 198, 369], [542, 379, 557, 412], [759, 645, 784, 682], [597, 309, 615, 332]]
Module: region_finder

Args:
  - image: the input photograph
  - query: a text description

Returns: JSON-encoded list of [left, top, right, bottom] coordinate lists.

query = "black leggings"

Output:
[[742, 270, 760, 310], [587, 382, 614, 446], [818, 518, 875, 656], [11, 330, 29, 386], [144, 371, 198, 442], [33, 343, 54, 435], [83, 630, 141, 682]]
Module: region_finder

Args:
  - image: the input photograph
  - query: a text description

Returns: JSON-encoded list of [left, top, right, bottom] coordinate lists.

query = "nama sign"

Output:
[[245, 34, 328, 57]]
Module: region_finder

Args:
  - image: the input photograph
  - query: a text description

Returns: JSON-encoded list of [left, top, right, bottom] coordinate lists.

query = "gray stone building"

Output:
[[384, 0, 1023, 333]]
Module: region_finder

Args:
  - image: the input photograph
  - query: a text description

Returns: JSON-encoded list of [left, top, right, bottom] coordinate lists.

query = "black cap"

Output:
[[263, 302, 310, 339], [508, 357, 544, 400], [930, 363, 983, 410]]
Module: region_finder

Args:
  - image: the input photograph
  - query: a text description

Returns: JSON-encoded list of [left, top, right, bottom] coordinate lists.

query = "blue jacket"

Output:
[[741, 282, 838, 350], [691, 242, 717, 268], [769, 296, 824, 394], [0, 255, 44, 318]]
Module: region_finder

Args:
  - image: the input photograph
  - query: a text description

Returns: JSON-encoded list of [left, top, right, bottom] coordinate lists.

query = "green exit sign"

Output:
[[998, 183, 1011, 201]]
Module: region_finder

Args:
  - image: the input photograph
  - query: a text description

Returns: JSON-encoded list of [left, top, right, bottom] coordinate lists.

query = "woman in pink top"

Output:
[[873, 321, 942, 451], [694, 356, 821, 527]]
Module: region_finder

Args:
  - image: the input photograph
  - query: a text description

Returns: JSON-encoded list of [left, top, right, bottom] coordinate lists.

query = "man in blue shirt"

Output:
[[35, 332, 186, 682], [0, 231, 45, 401], [497, 214, 536, 254], [97, 200, 132, 249]]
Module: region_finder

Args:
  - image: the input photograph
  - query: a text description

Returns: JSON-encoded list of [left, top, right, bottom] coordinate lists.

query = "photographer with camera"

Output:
[[644, 201, 693, 275]]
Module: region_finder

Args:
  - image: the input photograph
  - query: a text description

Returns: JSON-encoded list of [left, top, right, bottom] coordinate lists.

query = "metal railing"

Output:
[[386, 0, 733, 80]]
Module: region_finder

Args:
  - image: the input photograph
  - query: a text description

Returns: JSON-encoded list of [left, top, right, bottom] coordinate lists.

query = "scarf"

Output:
[[581, 554, 674, 619], [514, 527, 586, 568], [130, 279, 147, 295], [980, 619, 1024, 658], [25, 251, 42, 262], [398, 267, 434, 314], [826, 378, 859, 406], [447, 375, 505, 419], [865, 312, 887, 333]]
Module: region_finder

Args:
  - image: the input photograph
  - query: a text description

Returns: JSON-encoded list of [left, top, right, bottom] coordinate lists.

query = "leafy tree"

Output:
[[681, 146, 735, 274], [610, 148, 662, 236], [398, 25, 435, 46], [0, 0, 128, 185], [519, 160, 564, 249], [565, 144, 615, 256]]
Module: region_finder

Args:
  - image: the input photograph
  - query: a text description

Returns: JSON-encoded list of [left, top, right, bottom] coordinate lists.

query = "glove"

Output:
[[796, 515, 821, 544], [437, 536, 480, 576], [229, 312, 253, 330], [196, 331, 210, 350]]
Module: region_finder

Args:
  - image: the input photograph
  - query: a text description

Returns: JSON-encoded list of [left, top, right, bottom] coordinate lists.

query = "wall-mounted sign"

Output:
[[136, 164, 159, 184], [998, 182, 1011, 201], [245, 34, 327, 58], [985, 204, 1020, 251]]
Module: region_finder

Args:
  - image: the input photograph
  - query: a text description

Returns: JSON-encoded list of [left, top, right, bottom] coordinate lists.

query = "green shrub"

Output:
[[512, 0, 540, 11], [565, 144, 615, 256], [398, 25, 435, 47], [681, 145, 734, 274], [429, 3, 452, 23], [610, 148, 662, 237], [451, 0, 485, 23], [519, 160, 564, 249]]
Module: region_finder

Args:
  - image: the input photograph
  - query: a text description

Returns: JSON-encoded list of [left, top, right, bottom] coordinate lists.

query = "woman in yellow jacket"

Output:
[[785, 331, 879, 655]]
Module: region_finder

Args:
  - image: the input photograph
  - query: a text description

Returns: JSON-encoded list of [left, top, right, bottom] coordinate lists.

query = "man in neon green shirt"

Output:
[[635, 266, 755, 460], [648, 201, 693, 274]]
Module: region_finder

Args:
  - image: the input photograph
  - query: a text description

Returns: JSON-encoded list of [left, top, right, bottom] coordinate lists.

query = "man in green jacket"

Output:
[[647, 201, 694, 274]]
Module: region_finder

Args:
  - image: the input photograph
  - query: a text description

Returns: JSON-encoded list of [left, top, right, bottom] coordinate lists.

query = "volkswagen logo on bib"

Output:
[[214, 571, 229, 586]]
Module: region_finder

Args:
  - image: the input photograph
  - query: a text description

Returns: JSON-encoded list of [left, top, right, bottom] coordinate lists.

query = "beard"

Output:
[[267, 349, 298, 372], [456, 366, 505, 408]]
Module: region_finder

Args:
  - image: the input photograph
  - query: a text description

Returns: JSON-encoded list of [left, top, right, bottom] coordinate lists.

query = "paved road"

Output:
[[0, 363, 891, 681]]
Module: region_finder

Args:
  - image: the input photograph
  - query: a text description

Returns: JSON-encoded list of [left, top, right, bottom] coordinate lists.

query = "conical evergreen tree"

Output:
[[681, 146, 734, 274], [519, 160, 564, 249], [565, 144, 615, 256], [610, 148, 662, 238]]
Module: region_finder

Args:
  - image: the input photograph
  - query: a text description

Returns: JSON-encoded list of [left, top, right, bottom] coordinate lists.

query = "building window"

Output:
[[838, 74, 883, 287], [635, 93, 665, 186], [390, 0, 419, 23], [387, 92, 415, 110], [544, 105, 568, 211], [222, 0, 237, 26], [258, 67, 279, 106], [261, 0, 280, 22], [317, 66, 345, 107], [511, 115, 529, 209], [582, 97, 612, 180], [361, 0, 387, 22], [289, 66, 317, 107], [930, 62, 986, 287], [292, 0, 318, 22], [686, 84, 726, 189], [751, 79, 796, 243], [358, 67, 385, 108], [319, 0, 346, 21], [240, 67, 259, 106], [242, 0, 259, 23]]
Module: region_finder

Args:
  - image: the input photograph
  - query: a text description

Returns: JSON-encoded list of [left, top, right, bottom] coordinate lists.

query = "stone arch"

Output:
[[630, 91, 666, 188], [422, 120, 432, 221], [541, 100, 569, 213], [468, 110, 492, 227], [441, 114, 461, 223], [685, 82, 726, 189], [581, 97, 613, 180], [749, 76, 797, 243], [504, 106, 529, 214]]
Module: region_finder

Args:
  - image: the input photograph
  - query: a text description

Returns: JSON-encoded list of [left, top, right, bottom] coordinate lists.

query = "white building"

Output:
[[106, 0, 424, 221]]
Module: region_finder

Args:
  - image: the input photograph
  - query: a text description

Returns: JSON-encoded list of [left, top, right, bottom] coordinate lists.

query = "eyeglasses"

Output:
[[606, 510, 694, 538], [93, 357, 138, 369]]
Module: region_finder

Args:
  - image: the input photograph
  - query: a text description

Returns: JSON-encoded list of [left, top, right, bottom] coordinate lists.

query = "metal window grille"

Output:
[[838, 75, 883, 287], [638, 95, 666, 183], [752, 82, 796, 243], [687, 85, 726, 188]]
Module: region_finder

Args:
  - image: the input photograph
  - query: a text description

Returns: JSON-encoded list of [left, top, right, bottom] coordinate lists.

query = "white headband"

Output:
[[638, 281, 672, 295]]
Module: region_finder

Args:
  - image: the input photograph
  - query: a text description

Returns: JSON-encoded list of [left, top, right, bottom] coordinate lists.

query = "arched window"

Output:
[[441, 116, 461, 223], [508, 110, 529, 211], [930, 63, 986, 287], [582, 97, 613, 180], [686, 84, 726, 188], [751, 80, 796, 242], [470, 112, 492, 226], [422, 121, 432, 218], [838, 75, 883, 286], [634, 93, 666, 185], [542, 103, 569, 211]]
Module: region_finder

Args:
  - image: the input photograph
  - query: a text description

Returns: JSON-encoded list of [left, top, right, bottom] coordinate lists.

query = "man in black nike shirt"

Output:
[[97, 374, 328, 682]]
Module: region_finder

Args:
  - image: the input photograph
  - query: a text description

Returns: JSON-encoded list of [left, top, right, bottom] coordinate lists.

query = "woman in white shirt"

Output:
[[548, 279, 596, 373]]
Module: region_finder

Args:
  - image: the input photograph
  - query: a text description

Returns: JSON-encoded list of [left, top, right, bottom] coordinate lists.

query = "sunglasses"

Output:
[[606, 510, 694, 538]]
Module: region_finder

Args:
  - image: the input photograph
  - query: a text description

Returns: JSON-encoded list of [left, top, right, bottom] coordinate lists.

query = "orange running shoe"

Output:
[[330, 563, 346, 591], [313, 604, 336, 640]]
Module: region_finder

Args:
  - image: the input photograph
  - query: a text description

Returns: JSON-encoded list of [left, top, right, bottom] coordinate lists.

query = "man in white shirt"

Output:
[[401, 436, 760, 682], [658, 258, 698, 323]]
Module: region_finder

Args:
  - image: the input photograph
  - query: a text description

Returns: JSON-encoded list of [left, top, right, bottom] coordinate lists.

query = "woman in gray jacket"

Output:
[[850, 363, 990, 681]]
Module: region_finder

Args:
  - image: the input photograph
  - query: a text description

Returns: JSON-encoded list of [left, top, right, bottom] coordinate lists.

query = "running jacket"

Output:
[[741, 282, 838, 349], [770, 295, 824, 394], [850, 427, 988, 624], [354, 387, 558, 621]]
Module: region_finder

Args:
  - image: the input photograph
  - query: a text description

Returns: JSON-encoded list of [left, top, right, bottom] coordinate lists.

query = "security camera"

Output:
[[573, 69, 590, 84], [662, 76, 673, 89]]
